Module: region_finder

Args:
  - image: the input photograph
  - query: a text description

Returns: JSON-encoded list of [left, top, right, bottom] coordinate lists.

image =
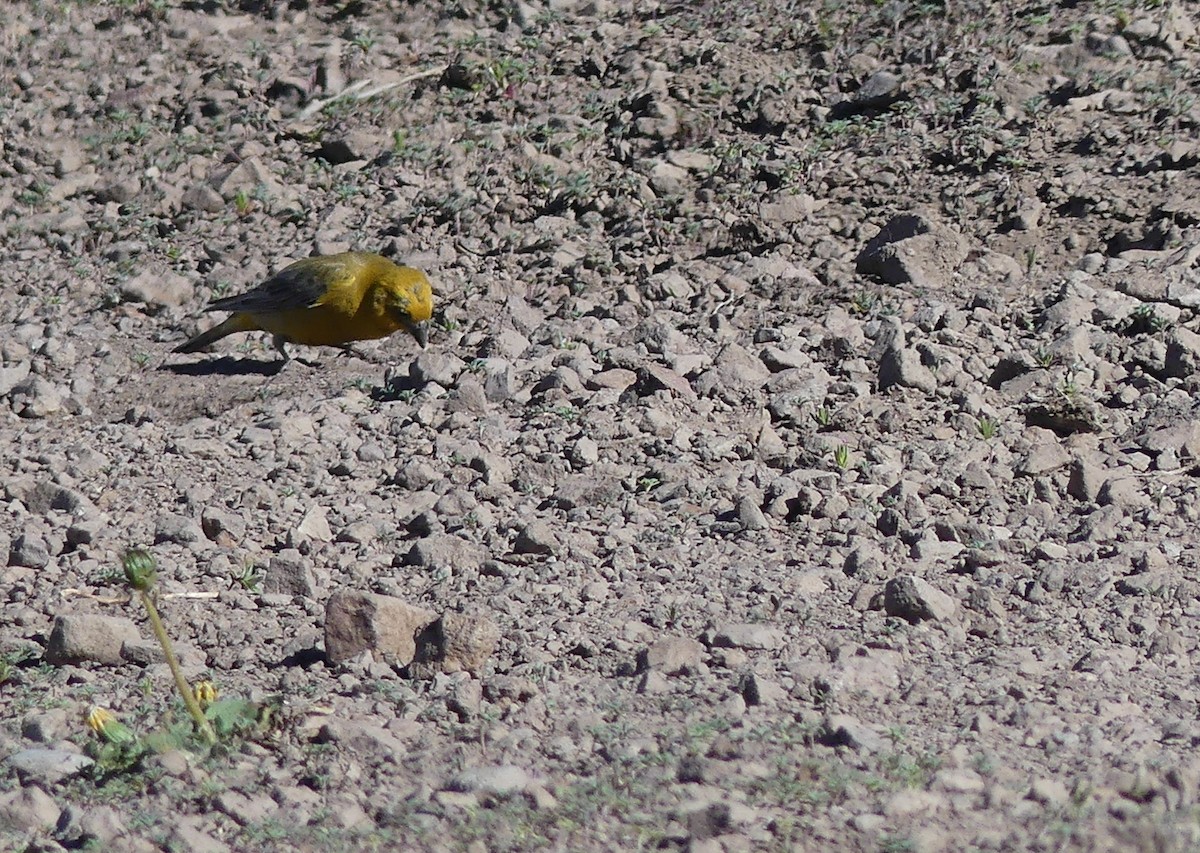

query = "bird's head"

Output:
[[384, 268, 434, 348]]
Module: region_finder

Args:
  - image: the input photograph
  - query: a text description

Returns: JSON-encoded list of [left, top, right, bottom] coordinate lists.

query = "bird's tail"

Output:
[[173, 314, 254, 354]]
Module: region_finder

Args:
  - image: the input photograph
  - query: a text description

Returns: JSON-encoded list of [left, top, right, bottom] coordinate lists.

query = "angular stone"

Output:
[[405, 534, 488, 572], [45, 614, 141, 666], [449, 765, 532, 796], [0, 784, 61, 832], [5, 749, 94, 783], [643, 637, 704, 674], [295, 505, 333, 543], [712, 623, 784, 650], [324, 592, 437, 665], [153, 513, 204, 545], [883, 575, 957, 623], [513, 520, 560, 555], [413, 612, 499, 675], [264, 550, 316, 597]]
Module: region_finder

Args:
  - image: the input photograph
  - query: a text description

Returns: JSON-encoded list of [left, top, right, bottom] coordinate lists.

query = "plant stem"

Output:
[[139, 589, 217, 745]]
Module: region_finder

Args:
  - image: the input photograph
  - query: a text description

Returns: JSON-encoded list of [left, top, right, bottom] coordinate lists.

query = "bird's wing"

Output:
[[207, 256, 356, 313]]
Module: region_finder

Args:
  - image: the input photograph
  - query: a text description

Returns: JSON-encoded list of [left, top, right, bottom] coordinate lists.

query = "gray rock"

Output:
[[878, 345, 937, 393], [736, 496, 769, 531], [6, 748, 94, 783], [96, 177, 140, 204], [9, 377, 65, 418], [449, 765, 532, 796], [166, 815, 231, 853], [324, 592, 437, 666], [119, 638, 205, 670], [21, 708, 71, 743], [643, 637, 704, 674], [0, 361, 31, 397], [120, 269, 194, 307], [214, 790, 279, 826], [66, 518, 104, 546], [9, 531, 50, 568], [883, 575, 958, 623], [855, 69, 903, 107], [569, 436, 599, 467], [0, 783, 62, 832], [856, 213, 968, 288], [264, 551, 317, 597], [294, 505, 333, 543], [1164, 327, 1200, 378], [1067, 458, 1105, 501], [712, 623, 784, 650], [513, 520, 560, 555], [1028, 777, 1070, 807], [739, 673, 786, 706], [412, 611, 499, 675], [405, 534, 488, 572], [200, 507, 246, 546], [45, 614, 141, 665], [825, 714, 888, 753], [647, 159, 688, 195], [77, 806, 132, 848], [411, 351, 467, 387], [318, 718, 412, 758], [182, 183, 224, 212], [1017, 440, 1071, 476], [153, 513, 204, 545]]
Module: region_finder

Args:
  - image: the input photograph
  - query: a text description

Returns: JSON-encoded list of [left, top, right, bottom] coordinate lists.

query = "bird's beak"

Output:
[[411, 321, 428, 349]]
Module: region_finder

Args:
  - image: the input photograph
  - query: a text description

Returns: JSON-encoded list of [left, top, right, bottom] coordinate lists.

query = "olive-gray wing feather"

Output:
[[207, 258, 348, 313]]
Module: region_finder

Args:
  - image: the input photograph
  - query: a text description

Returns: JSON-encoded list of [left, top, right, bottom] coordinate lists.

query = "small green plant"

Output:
[[880, 835, 917, 853], [1033, 345, 1054, 368], [849, 291, 877, 316], [0, 647, 36, 685], [350, 31, 376, 52], [230, 560, 263, 593], [485, 56, 529, 91], [17, 182, 49, 206], [1127, 303, 1168, 334], [812, 406, 833, 428], [635, 475, 662, 493], [1024, 246, 1038, 274], [976, 416, 999, 439], [232, 189, 253, 216], [833, 445, 850, 470]]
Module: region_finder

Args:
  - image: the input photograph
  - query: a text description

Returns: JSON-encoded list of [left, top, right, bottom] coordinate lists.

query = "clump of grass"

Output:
[[976, 416, 999, 440]]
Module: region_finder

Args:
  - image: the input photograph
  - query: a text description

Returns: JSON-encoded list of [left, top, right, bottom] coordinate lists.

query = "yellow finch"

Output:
[[174, 252, 433, 361]]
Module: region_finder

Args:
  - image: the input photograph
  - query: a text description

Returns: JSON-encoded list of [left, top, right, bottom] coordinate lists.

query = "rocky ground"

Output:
[[3, 0, 1200, 850]]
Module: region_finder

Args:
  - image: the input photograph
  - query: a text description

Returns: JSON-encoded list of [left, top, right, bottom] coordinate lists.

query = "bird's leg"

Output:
[[271, 334, 291, 363], [334, 343, 373, 361]]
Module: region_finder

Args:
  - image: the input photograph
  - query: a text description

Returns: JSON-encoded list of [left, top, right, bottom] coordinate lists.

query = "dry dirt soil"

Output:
[[4, 0, 1200, 851]]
